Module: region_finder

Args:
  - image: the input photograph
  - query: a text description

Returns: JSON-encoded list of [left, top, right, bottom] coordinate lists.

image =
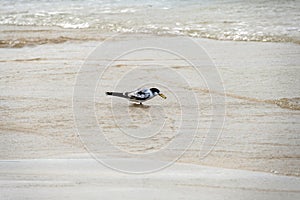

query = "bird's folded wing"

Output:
[[127, 89, 150, 100]]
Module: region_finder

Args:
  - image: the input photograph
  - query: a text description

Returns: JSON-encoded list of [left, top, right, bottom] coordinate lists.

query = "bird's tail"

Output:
[[105, 92, 127, 98]]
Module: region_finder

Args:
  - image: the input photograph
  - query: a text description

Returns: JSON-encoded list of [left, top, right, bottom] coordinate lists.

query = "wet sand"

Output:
[[1, 159, 300, 200], [0, 35, 300, 198]]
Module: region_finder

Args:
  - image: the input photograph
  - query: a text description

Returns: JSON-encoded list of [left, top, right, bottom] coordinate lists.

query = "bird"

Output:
[[105, 87, 166, 104]]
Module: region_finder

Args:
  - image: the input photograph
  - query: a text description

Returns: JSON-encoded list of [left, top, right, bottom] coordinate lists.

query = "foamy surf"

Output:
[[0, 0, 299, 46], [275, 98, 300, 111]]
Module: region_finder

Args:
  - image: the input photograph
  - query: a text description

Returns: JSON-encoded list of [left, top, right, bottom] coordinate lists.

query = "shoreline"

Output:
[[1, 24, 300, 49]]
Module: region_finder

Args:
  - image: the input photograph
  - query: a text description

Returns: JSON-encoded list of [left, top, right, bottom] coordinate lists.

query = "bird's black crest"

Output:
[[150, 88, 160, 94]]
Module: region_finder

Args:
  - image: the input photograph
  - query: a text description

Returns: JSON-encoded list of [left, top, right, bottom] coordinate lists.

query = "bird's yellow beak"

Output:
[[159, 93, 167, 99]]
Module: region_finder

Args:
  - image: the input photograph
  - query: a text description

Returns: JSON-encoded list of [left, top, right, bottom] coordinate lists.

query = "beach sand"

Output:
[[1, 35, 300, 199], [1, 158, 300, 200]]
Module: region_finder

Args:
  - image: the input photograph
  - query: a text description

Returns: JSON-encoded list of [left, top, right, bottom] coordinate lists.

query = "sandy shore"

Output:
[[0, 34, 300, 198], [1, 158, 300, 200]]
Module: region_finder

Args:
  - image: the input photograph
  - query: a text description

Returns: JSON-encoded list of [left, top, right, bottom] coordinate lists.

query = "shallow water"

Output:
[[0, 36, 299, 176]]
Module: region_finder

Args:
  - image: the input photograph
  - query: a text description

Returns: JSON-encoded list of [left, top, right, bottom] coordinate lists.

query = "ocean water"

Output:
[[0, 0, 300, 45]]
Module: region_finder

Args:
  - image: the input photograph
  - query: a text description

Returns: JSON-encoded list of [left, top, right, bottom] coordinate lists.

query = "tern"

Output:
[[106, 87, 166, 104]]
